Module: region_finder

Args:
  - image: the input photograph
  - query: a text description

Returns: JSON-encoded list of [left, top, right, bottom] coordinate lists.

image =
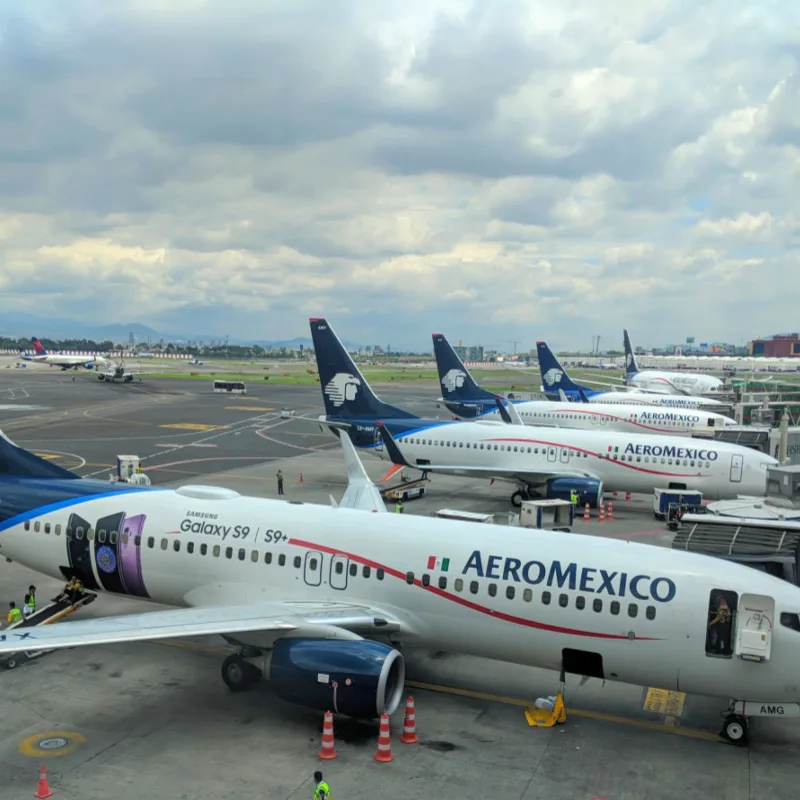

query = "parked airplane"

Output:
[[19, 338, 108, 371], [537, 343, 728, 410], [623, 330, 726, 395], [433, 333, 735, 435], [311, 319, 773, 508], [0, 429, 795, 742]]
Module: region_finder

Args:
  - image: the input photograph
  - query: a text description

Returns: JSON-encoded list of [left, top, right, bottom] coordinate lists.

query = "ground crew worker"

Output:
[[28, 585, 36, 613], [7, 602, 22, 626], [70, 578, 85, 604], [56, 577, 76, 603], [570, 489, 578, 507], [395, 499, 404, 514], [276, 469, 284, 496], [22, 594, 33, 618], [312, 771, 330, 800], [708, 596, 733, 655]]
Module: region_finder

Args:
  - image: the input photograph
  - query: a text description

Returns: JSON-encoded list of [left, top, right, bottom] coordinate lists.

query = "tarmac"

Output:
[[0, 364, 798, 799]]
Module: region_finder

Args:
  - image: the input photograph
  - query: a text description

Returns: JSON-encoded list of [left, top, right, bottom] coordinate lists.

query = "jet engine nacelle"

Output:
[[266, 638, 405, 719], [545, 476, 604, 509]]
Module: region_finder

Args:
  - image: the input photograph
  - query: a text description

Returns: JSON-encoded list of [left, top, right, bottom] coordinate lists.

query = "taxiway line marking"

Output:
[[151, 639, 722, 742]]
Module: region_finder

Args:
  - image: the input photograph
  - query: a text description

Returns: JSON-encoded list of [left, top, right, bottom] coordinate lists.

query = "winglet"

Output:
[[578, 388, 590, 404], [376, 423, 411, 467], [494, 397, 512, 424], [503, 399, 525, 426], [558, 389, 570, 403], [336, 432, 387, 513]]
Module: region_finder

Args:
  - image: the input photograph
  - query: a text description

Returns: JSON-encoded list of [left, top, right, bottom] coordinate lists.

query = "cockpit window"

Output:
[[780, 612, 800, 632]]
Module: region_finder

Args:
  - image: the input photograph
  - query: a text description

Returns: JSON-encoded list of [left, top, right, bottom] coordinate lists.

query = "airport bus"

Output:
[[213, 380, 246, 395]]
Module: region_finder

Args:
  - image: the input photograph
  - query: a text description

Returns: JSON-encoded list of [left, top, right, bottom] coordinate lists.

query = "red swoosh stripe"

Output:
[[288, 537, 661, 642], [484, 436, 703, 478]]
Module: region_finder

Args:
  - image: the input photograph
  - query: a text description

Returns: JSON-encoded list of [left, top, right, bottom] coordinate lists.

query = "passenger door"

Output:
[[730, 454, 744, 483]]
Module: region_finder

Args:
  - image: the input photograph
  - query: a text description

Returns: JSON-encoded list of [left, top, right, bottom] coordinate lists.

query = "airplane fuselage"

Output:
[[628, 371, 725, 395], [322, 415, 774, 500], [3, 484, 800, 703]]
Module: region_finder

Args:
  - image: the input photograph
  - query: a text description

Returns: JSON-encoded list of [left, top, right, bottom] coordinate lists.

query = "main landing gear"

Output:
[[720, 713, 748, 744], [221, 650, 263, 692], [511, 487, 534, 507]]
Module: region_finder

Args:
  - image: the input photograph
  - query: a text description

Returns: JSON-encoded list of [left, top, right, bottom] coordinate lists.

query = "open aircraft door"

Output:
[[373, 428, 384, 454], [735, 593, 774, 662]]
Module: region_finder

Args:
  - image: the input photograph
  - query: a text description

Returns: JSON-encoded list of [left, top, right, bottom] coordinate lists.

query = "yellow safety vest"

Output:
[[28, 594, 35, 612], [313, 781, 330, 800], [7, 608, 22, 624]]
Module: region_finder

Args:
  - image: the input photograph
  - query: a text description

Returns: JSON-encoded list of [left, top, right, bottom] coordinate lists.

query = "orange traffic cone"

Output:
[[318, 710, 337, 759], [34, 765, 53, 799], [400, 696, 419, 744], [625, 491, 631, 501], [374, 713, 394, 762], [583, 503, 590, 522], [598, 503, 606, 522], [607, 501, 614, 521], [299, 473, 304, 483]]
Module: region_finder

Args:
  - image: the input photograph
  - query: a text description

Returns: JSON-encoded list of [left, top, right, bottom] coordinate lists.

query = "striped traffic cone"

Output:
[[625, 491, 631, 501], [607, 501, 614, 521], [583, 503, 590, 522], [598, 503, 606, 522], [613, 491, 618, 498], [374, 713, 394, 762], [299, 473, 304, 483], [34, 765, 53, 799], [318, 711, 337, 759], [400, 696, 419, 744]]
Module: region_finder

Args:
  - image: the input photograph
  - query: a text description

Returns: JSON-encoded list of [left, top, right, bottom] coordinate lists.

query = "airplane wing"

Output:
[[0, 600, 405, 655], [376, 424, 597, 487]]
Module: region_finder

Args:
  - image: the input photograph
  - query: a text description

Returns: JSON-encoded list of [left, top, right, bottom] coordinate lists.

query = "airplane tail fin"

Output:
[[432, 333, 496, 415], [536, 342, 584, 396], [309, 318, 417, 421], [31, 337, 47, 356], [0, 430, 79, 479], [623, 329, 638, 375]]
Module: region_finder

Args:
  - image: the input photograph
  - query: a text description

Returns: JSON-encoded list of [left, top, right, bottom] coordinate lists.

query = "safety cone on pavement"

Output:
[[583, 503, 590, 522], [625, 491, 631, 501], [400, 697, 419, 744], [613, 491, 618, 498], [607, 501, 614, 521], [598, 503, 606, 523], [374, 713, 394, 762], [34, 765, 53, 799], [299, 472, 304, 483], [318, 711, 338, 759]]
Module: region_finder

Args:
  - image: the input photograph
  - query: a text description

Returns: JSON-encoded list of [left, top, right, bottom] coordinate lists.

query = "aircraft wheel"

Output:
[[5, 658, 16, 670], [511, 490, 526, 507], [720, 714, 748, 744], [221, 654, 261, 691]]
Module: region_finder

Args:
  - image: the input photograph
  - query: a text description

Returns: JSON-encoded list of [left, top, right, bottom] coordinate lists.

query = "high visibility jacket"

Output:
[[570, 492, 578, 505], [28, 593, 36, 612], [313, 781, 330, 800], [7, 608, 22, 624]]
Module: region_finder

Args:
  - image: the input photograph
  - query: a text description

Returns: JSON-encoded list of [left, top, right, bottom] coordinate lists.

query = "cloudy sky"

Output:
[[0, 1, 797, 351]]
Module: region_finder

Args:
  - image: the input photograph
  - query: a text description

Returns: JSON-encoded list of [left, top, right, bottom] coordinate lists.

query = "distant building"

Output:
[[454, 345, 484, 362], [750, 333, 800, 358]]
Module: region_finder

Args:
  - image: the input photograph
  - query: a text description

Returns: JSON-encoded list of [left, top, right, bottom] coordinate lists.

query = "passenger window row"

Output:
[[25, 520, 142, 547], [403, 439, 591, 460], [405, 571, 656, 619]]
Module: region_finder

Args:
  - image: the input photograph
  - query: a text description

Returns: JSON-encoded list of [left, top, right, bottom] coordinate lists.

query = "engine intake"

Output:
[[265, 638, 405, 719], [545, 476, 604, 509]]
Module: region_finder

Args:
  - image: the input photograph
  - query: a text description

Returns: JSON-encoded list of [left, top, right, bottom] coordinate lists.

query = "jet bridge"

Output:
[[672, 515, 800, 585]]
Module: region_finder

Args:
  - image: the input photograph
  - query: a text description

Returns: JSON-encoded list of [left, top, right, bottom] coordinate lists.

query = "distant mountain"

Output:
[[0, 312, 361, 349]]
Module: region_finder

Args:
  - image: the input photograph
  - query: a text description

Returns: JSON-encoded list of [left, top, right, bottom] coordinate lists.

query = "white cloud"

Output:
[[0, 0, 797, 349]]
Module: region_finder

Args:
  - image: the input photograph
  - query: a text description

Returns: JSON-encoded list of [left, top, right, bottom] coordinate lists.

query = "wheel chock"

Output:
[[524, 693, 567, 727]]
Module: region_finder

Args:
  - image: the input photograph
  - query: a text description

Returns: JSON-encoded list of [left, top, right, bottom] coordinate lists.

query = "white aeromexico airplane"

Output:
[[0, 431, 797, 742], [537, 342, 728, 409], [623, 330, 726, 395], [433, 333, 735, 436], [311, 319, 773, 508], [19, 338, 108, 371]]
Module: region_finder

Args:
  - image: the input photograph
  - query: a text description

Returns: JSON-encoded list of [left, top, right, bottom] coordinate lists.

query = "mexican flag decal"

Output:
[[427, 555, 450, 572]]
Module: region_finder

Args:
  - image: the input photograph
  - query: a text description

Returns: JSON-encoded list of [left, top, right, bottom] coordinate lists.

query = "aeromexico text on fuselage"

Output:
[[329, 416, 722, 461]]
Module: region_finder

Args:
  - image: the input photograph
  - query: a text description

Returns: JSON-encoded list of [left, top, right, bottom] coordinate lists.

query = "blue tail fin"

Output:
[[432, 333, 496, 416], [623, 329, 638, 375], [309, 319, 417, 420], [536, 342, 586, 398], [0, 431, 79, 479]]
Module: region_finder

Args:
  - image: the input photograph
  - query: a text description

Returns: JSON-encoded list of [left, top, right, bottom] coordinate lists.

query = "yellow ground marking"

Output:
[[642, 687, 687, 718], [19, 730, 87, 758], [225, 406, 275, 412], [34, 453, 60, 460], [159, 423, 228, 431], [151, 639, 720, 742]]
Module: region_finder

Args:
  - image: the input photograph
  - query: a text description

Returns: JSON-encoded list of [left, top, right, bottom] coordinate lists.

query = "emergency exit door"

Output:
[[330, 554, 349, 591], [730, 454, 744, 483], [303, 551, 323, 587], [547, 447, 557, 463], [560, 448, 571, 464]]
